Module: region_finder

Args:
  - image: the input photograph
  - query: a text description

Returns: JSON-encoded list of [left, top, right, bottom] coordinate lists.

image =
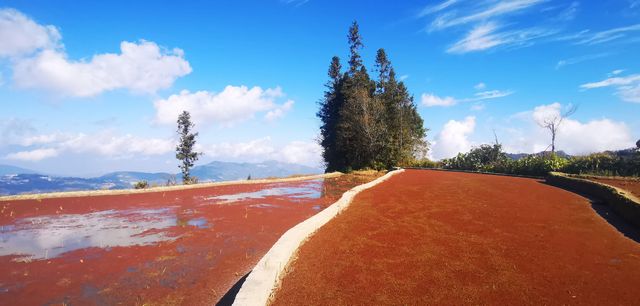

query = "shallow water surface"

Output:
[[0, 174, 376, 305]]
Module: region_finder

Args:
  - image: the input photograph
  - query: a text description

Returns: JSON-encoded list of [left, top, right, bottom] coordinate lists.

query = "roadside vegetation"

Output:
[[318, 21, 427, 172], [411, 142, 640, 177]]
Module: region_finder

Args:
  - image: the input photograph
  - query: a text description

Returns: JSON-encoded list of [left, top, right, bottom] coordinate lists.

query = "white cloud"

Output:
[[431, 116, 476, 160], [418, 0, 459, 17], [448, 23, 503, 53], [474, 82, 486, 90], [474, 90, 513, 100], [154, 85, 294, 127], [59, 132, 174, 157], [562, 24, 640, 45], [280, 141, 322, 166], [503, 103, 635, 154], [428, 0, 546, 31], [4, 131, 174, 161], [13, 41, 191, 97], [6, 148, 59, 161], [580, 74, 640, 103], [200, 137, 321, 167], [447, 22, 556, 54], [610, 69, 625, 76], [422, 88, 513, 107], [265, 100, 294, 121], [421, 93, 457, 107], [580, 74, 640, 89], [0, 8, 61, 57], [555, 53, 611, 69], [399, 75, 409, 81]]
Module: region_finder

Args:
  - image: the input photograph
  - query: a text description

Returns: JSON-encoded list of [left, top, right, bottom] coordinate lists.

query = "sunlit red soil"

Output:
[[273, 169, 640, 305], [590, 177, 640, 199], [0, 174, 378, 305]]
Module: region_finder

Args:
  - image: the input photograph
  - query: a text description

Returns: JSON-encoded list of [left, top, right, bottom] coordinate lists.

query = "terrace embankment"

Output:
[[272, 169, 640, 305], [547, 172, 640, 228]]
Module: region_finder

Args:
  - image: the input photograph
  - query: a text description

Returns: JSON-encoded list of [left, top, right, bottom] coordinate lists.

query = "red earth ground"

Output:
[[0, 173, 379, 305], [591, 177, 640, 199], [272, 169, 640, 305]]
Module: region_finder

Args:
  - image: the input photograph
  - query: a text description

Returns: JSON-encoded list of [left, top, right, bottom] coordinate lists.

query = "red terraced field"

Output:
[[0, 174, 379, 305], [273, 169, 640, 305]]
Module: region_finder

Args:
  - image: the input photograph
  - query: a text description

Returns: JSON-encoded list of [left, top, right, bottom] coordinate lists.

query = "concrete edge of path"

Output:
[[0, 172, 343, 202], [231, 169, 405, 306], [546, 172, 640, 227]]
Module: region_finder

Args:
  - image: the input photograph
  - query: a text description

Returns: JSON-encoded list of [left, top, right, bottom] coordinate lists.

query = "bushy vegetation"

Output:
[[134, 180, 149, 189], [318, 21, 427, 172], [418, 142, 640, 177]]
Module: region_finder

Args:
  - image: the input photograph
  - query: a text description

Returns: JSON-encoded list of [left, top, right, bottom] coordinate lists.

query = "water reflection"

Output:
[[205, 180, 323, 204], [0, 208, 178, 260]]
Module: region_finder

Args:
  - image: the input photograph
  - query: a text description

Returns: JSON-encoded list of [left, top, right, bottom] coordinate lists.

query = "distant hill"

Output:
[[0, 164, 37, 176], [0, 161, 323, 196], [97, 171, 175, 187], [190, 160, 321, 182]]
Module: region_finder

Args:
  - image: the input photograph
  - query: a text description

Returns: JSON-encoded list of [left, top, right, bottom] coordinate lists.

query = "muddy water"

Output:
[[0, 174, 374, 305]]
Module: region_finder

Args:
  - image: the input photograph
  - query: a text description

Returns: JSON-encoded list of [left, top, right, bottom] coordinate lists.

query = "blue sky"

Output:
[[1, 0, 639, 176]]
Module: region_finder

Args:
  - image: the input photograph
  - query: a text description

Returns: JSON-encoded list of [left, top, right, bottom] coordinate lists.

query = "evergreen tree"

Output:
[[318, 56, 347, 171], [176, 111, 201, 184], [347, 21, 364, 75], [318, 22, 428, 171]]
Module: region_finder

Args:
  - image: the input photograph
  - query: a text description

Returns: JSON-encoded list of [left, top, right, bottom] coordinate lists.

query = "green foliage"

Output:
[[134, 180, 149, 189], [403, 158, 440, 168], [176, 111, 201, 184], [563, 152, 640, 176], [318, 21, 427, 172], [441, 144, 640, 177], [442, 144, 507, 172]]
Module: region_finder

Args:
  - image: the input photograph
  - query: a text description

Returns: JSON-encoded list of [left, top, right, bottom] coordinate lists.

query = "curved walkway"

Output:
[[272, 169, 640, 305]]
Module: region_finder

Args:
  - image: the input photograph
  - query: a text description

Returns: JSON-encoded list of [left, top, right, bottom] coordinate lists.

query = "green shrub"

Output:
[[134, 180, 149, 189]]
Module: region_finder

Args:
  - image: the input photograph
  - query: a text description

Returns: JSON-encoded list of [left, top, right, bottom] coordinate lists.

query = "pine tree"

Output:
[[176, 111, 201, 184], [318, 56, 347, 171], [319, 22, 428, 171]]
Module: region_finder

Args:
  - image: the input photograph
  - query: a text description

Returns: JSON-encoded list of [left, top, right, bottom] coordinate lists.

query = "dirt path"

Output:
[[272, 169, 640, 305]]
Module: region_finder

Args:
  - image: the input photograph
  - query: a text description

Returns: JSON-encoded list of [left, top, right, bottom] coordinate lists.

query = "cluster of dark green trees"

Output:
[[318, 22, 427, 172]]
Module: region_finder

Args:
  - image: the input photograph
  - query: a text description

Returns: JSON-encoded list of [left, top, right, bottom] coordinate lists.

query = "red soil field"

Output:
[[590, 177, 640, 199], [0, 174, 378, 305], [273, 169, 640, 305]]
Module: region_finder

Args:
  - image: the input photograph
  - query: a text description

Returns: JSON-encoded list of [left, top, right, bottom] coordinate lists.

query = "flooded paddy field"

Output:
[[0, 174, 376, 305]]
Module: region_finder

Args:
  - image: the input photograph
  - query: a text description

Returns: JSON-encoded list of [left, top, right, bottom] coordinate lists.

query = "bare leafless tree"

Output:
[[537, 104, 578, 153]]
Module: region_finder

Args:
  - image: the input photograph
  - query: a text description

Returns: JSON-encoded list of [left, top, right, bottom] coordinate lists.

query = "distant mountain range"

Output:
[[0, 161, 322, 196]]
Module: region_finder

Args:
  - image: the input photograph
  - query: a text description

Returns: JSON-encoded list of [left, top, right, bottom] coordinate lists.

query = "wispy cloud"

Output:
[[555, 52, 611, 69], [422, 88, 514, 107], [561, 24, 640, 45], [428, 0, 547, 31], [418, 0, 460, 17], [581, 73, 640, 103], [281, 0, 310, 7], [447, 22, 556, 54]]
